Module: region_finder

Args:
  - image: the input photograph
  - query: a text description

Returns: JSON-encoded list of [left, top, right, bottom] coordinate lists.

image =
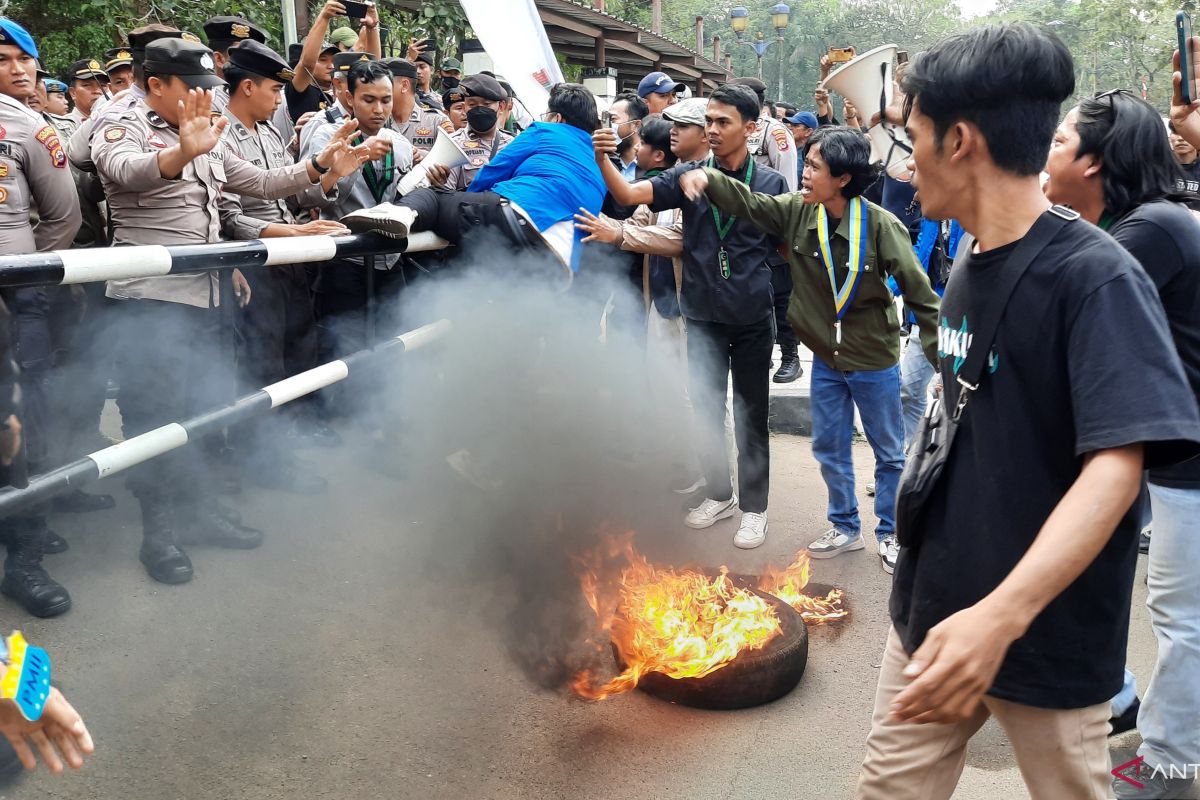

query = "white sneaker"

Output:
[[684, 496, 738, 529], [340, 203, 418, 239], [734, 512, 768, 549], [879, 535, 898, 574], [807, 528, 866, 558]]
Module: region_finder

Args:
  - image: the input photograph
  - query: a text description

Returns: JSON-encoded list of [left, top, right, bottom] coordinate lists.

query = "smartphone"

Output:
[[897, 50, 909, 66], [343, 0, 371, 20], [1179, 11, 1197, 104], [829, 47, 855, 64]]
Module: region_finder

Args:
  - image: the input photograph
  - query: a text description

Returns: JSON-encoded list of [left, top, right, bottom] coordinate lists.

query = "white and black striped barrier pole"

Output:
[[0, 232, 450, 289], [0, 319, 452, 517]]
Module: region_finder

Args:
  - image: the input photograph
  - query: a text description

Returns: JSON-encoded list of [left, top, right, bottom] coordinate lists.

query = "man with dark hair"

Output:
[[607, 92, 649, 181], [1044, 89, 1200, 800], [1168, 120, 1200, 200], [681, 125, 939, 573], [103, 45, 134, 94], [442, 83, 466, 131], [284, 0, 344, 121], [853, 25, 1200, 800], [201, 16, 268, 114], [343, 83, 606, 277], [588, 84, 786, 548], [440, 73, 513, 191], [413, 52, 443, 111], [637, 70, 680, 115], [63, 59, 108, 124]]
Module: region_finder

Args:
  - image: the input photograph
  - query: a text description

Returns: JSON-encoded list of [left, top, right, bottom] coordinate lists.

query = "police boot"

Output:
[[177, 503, 263, 550], [0, 516, 72, 617], [773, 344, 802, 383], [138, 494, 193, 585]]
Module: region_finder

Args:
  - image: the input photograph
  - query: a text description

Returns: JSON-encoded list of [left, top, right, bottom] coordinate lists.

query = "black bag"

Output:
[[894, 206, 1079, 548]]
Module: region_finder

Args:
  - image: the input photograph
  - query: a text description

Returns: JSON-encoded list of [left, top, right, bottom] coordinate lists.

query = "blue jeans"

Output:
[[810, 359, 904, 541], [899, 327, 935, 449]]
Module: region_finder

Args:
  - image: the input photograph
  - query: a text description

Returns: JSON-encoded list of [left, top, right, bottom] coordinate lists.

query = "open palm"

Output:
[[178, 90, 228, 160]]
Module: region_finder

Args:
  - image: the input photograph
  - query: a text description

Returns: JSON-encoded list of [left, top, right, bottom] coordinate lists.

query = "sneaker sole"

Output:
[[734, 530, 767, 549], [684, 505, 738, 530], [881, 557, 895, 575], [808, 537, 866, 558], [342, 216, 410, 239]]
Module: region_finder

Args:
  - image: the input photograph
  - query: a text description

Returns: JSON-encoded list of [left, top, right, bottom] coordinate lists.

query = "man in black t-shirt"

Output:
[[856, 25, 1200, 800], [1168, 120, 1200, 208], [594, 85, 787, 550], [1045, 90, 1200, 800]]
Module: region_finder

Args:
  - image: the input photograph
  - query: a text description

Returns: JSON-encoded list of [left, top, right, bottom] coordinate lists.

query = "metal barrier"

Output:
[[0, 231, 454, 515]]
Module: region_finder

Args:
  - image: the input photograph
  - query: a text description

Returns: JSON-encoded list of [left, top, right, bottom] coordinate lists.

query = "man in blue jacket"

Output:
[[342, 82, 606, 276]]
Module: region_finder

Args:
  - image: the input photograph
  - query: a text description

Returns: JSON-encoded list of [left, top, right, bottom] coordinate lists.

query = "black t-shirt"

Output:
[[285, 82, 333, 121], [1110, 201, 1200, 487], [649, 158, 787, 325], [891, 217, 1200, 709]]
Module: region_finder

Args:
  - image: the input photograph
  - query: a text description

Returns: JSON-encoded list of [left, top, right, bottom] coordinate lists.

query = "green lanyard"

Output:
[[706, 155, 755, 279], [354, 134, 395, 203], [1098, 211, 1115, 231]]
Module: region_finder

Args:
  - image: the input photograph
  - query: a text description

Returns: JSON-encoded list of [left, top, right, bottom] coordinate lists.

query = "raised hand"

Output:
[[592, 127, 619, 160], [679, 168, 709, 201], [319, 0, 346, 21], [177, 89, 228, 161], [573, 207, 622, 245], [1171, 40, 1200, 150], [361, 135, 392, 162], [292, 219, 350, 236], [328, 141, 370, 178], [0, 686, 94, 773]]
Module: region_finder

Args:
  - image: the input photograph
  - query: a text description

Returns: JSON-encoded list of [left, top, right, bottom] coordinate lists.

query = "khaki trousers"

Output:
[[856, 628, 1112, 800]]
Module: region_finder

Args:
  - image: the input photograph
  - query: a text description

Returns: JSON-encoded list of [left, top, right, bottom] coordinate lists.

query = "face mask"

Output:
[[467, 106, 498, 132], [441, 76, 460, 89]]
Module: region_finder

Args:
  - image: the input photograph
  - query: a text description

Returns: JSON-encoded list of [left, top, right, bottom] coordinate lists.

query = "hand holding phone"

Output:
[[342, 0, 371, 20]]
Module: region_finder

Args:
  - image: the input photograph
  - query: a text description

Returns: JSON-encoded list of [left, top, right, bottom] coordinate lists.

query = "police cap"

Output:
[[142, 39, 224, 89], [203, 16, 268, 52], [66, 58, 110, 83], [226, 40, 294, 83], [103, 46, 133, 72]]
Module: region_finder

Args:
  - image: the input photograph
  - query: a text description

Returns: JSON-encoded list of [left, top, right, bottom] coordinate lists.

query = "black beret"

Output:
[[227, 40, 294, 83], [460, 73, 507, 102], [203, 16, 268, 50], [381, 57, 417, 81], [415, 51, 435, 67], [442, 85, 466, 109]]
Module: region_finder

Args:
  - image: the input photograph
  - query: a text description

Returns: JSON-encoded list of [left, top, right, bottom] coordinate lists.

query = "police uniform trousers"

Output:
[[112, 298, 226, 503], [235, 262, 318, 421], [48, 282, 111, 461]]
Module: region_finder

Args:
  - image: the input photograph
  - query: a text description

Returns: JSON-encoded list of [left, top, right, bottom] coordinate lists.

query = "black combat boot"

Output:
[[0, 516, 72, 617], [138, 494, 193, 585], [177, 502, 263, 550], [773, 344, 802, 383]]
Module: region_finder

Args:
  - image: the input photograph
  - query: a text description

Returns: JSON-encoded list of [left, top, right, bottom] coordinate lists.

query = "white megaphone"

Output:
[[397, 128, 471, 196], [824, 44, 913, 182]]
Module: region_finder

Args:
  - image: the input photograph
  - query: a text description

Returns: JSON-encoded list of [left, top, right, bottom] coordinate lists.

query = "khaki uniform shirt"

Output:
[[747, 115, 798, 192], [93, 99, 319, 308], [393, 105, 452, 152], [217, 110, 329, 239], [0, 94, 80, 255], [444, 127, 514, 192], [69, 86, 144, 174]]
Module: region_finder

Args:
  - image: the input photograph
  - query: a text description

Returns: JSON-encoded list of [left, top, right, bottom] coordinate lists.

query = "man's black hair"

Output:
[[1075, 91, 1188, 217], [708, 84, 759, 124], [613, 92, 648, 121], [901, 23, 1075, 176], [763, 101, 776, 119], [778, 102, 797, 117], [803, 126, 881, 198], [223, 65, 269, 94], [547, 82, 598, 132], [347, 60, 391, 94], [639, 114, 677, 167]]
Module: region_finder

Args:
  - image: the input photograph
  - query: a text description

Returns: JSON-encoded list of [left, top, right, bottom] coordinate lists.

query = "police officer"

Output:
[[92, 38, 360, 585], [42, 78, 68, 115], [201, 15, 268, 115], [64, 59, 109, 124], [218, 41, 365, 479], [382, 58, 450, 153], [413, 52, 443, 111], [442, 83, 466, 132], [0, 18, 80, 617], [442, 73, 513, 192], [103, 46, 134, 94]]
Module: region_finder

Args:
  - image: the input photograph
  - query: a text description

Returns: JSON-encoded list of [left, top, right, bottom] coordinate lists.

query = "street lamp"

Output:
[[729, 4, 790, 102]]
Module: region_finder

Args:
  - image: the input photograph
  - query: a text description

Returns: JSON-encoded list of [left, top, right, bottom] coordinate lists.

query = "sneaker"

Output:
[[878, 535, 898, 574], [1113, 763, 1194, 799], [807, 528, 865, 558], [684, 496, 738, 529], [734, 512, 768, 549], [866, 483, 876, 497], [340, 203, 418, 239], [1139, 527, 1151, 554], [1109, 696, 1140, 736]]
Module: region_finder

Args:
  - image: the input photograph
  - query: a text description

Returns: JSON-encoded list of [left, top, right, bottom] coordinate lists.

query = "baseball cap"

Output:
[[67, 58, 110, 83], [328, 27, 357, 49], [203, 16, 267, 51], [0, 18, 37, 60], [440, 57, 463, 74], [226, 40, 294, 83], [142, 39, 224, 89], [785, 111, 819, 129], [662, 97, 706, 127], [637, 71, 680, 98]]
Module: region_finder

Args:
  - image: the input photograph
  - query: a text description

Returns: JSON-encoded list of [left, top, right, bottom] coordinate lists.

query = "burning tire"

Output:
[[619, 590, 809, 710]]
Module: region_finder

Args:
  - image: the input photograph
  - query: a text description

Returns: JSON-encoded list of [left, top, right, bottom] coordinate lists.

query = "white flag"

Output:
[[458, 0, 563, 120]]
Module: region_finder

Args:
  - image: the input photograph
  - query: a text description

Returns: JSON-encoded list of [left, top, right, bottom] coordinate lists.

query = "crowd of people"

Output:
[[0, 4, 1195, 796]]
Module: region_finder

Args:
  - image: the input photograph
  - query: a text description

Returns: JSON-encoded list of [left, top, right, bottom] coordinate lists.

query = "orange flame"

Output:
[[572, 536, 846, 701]]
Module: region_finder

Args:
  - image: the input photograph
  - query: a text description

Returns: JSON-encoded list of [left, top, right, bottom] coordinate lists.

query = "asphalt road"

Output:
[[2, 422, 1180, 800]]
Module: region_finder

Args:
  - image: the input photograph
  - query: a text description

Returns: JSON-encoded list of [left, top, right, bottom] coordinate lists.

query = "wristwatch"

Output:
[[309, 154, 330, 175]]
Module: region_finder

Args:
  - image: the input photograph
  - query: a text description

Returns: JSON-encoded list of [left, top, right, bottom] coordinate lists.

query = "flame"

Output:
[[572, 535, 846, 701]]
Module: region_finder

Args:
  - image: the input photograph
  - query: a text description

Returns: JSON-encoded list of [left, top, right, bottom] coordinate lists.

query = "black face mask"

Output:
[[441, 76, 460, 89], [466, 106, 498, 133]]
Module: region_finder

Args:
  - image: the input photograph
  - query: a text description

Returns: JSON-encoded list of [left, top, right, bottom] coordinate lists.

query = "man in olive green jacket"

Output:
[[681, 126, 940, 574]]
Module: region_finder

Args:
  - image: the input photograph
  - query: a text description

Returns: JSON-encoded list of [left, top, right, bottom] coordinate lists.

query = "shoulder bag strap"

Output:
[[952, 205, 1079, 420]]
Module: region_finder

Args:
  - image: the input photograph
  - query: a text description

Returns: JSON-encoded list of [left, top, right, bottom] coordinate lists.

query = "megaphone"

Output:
[[824, 44, 913, 182], [397, 128, 471, 196]]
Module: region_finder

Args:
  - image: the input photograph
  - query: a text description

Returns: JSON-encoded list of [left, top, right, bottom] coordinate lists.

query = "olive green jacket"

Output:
[[703, 166, 940, 372]]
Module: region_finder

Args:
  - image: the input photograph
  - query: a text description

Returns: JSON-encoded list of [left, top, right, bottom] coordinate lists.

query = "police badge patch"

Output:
[[104, 126, 126, 142]]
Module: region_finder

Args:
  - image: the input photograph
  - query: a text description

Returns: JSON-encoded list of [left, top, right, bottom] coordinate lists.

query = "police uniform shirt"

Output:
[[0, 94, 81, 255], [747, 114, 798, 192], [393, 105, 452, 152], [68, 85, 145, 174], [416, 88, 443, 112], [44, 111, 77, 139], [444, 126, 514, 192], [93, 98, 320, 308], [66, 107, 85, 125], [217, 109, 331, 239]]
